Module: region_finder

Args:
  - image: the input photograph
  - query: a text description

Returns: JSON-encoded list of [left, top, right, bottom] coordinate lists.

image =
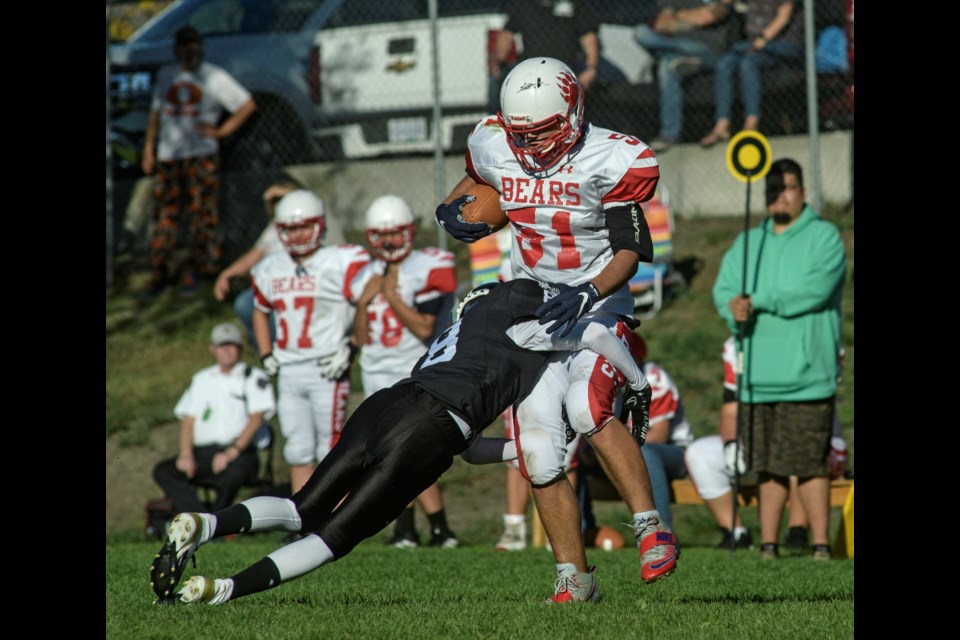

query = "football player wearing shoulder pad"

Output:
[[275, 189, 326, 258], [251, 188, 370, 495], [440, 56, 671, 593], [365, 195, 416, 263]]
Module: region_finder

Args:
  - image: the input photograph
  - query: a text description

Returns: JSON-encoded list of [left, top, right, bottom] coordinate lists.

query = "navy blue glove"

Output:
[[435, 195, 492, 244], [535, 282, 600, 338]]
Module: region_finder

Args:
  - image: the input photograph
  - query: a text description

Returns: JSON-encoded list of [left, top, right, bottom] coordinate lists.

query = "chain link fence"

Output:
[[107, 0, 853, 282]]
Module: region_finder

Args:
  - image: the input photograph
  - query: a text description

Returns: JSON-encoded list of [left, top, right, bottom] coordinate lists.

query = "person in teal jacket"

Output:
[[712, 157, 846, 561]]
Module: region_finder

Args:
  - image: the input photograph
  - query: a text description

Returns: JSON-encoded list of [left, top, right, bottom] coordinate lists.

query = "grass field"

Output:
[[108, 539, 854, 639], [106, 204, 854, 636]]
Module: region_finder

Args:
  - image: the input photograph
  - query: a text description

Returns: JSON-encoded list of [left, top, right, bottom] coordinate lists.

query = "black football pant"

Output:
[[292, 382, 468, 557], [153, 445, 258, 513]]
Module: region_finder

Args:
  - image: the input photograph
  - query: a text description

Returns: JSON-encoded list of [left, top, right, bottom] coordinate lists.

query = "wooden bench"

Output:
[[667, 477, 853, 508], [531, 477, 854, 548]]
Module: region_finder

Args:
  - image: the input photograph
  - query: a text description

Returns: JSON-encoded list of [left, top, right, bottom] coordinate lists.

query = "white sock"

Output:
[[504, 514, 526, 527], [633, 510, 661, 524], [208, 578, 234, 605], [734, 526, 749, 539], [242, 496, 303, 532], [268, 535, 335, 582], [198, 513, 215, 545]]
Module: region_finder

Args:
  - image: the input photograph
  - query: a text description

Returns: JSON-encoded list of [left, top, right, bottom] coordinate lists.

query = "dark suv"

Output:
[[109, 0, 342, 172]]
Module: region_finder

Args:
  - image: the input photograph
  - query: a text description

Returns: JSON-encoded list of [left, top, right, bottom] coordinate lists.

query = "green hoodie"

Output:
[[712, 206, 846, 403]]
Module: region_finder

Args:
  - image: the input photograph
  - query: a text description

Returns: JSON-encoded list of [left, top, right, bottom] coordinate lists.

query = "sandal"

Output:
[[699, 129, 731, 148]]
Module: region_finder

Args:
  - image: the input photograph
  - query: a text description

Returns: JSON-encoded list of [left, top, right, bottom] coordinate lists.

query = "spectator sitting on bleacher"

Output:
[[153, 322, 276, 514], [633, 0, 736, 152], [700, 0, 804, 147], [683, 337, 848, 550]]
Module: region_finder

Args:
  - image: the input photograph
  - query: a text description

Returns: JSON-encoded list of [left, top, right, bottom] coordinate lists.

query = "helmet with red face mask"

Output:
[[364, 195, 416, 263], [497, 57, 585, 173], [275, 189, 326, 257]]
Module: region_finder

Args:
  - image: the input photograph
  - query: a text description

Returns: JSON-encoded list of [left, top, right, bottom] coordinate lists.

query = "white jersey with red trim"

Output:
[[350, 248, 457, 382], [251, 244, 369, 365], [643, 361, 693, 447], [722, 336, 737, 392], [465, 118, 659, 316]]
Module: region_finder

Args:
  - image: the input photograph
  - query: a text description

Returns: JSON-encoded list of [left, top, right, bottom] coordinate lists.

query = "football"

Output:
[[593, 526, 626, 551], [460, 184, 508, 231]]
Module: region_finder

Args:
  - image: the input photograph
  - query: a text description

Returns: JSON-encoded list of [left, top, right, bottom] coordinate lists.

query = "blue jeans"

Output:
[[640, 443, 688, 531], [713, 39, 804, 121], [235, 287, 276, 347], [634, 25, 720, 140]]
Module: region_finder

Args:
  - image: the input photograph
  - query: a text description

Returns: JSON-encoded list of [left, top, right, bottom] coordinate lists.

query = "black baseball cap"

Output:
[[175, 25, 202, 46]]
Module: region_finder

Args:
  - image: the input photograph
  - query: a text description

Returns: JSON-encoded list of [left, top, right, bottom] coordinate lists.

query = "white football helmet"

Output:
[[275, 189, 326, 257], [497, 57, 585, 173], [365, 195, 416, 262]]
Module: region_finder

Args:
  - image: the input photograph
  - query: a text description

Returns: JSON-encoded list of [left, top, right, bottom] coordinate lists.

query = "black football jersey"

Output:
[[409, 278, 554, 432]]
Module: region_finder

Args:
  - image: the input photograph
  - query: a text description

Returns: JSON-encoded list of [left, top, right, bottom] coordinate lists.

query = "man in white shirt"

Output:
[[153, 322, 276, 513]]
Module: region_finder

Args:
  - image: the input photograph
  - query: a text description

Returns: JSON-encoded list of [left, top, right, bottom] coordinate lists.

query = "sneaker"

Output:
[[812, 545, 831, 561], [179, 576, 233, 605], [649, 137, 675, 153], [716, 528, 754, 550], [668, 56, 703, 77], [428, 529, 460, 548], [545, 565, 601, 604], [783, 526, 809, 554], [386, 531, 420, 549], [494, 523, 527, 551], [759, 543, 779, 560], [631, 515, 679, 584], [150, 513, 203, 602]]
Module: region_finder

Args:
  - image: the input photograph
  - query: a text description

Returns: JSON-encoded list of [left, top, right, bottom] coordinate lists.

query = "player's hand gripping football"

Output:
[[535, 282, 600, 338], [319, 338, 359, 381], [435, 195, 492, 243]]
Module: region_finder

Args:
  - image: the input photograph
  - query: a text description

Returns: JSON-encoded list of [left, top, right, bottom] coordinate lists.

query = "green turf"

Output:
[[110, 539, 854, 639]]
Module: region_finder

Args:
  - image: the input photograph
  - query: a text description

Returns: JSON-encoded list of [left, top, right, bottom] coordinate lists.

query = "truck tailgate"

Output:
[[316, 13, 505, 115]]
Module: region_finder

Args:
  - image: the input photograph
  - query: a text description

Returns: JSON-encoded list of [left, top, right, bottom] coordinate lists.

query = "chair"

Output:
[[629, 186, 675, 320], [468, 227, 512, 286]]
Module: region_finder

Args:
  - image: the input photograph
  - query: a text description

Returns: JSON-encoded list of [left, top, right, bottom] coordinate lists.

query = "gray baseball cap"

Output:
[[211, 322, 243, 346]]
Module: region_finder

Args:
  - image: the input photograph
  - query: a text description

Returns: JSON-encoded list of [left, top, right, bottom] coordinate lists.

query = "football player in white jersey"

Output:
[[251, 190, 369, 493], [351, 195, 460, 549], [436, 57, 677, 596]]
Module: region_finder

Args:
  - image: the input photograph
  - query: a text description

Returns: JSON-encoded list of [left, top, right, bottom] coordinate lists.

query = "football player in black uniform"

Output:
[[153, 278, 642, 605]]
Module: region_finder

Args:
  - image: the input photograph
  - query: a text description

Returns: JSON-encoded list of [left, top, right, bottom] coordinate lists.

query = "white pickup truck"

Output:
[[310, 0, 655, 159], [110, 0, 658, 165]]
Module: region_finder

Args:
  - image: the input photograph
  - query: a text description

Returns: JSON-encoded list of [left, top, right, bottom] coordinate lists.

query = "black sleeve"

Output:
[[577, 1, 600, 36], [722, 387, 737, 404], [605, 203, 653, 262], [415, 297, 443, 316]]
